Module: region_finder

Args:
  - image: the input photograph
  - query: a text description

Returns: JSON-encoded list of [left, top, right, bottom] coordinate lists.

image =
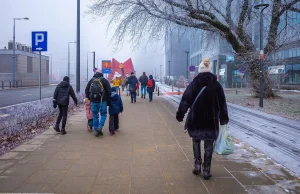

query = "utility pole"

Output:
[[160, 65, 162, 83], [185, 51, 189, 82], [93, 52, 95, 69], [168, 60, 171, 85], [76, 0, 80, 92], [155, 68, 156, 80], [254, 3, 269, 108]]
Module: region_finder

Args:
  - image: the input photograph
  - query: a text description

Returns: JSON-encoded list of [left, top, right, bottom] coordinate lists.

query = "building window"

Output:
[[27, 56, 33, 73], [285, 64, 300, 84], [46, 60, 49, 73]]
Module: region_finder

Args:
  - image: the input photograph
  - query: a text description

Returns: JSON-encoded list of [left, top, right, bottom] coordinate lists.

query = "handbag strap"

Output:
[[191, 86, 206, 109]]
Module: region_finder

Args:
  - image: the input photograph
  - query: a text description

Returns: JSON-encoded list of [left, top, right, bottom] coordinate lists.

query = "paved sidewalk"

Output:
[[0, 95, 291, 193]]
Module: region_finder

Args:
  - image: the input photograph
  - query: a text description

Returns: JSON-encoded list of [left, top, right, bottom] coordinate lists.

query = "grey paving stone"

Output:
[[40, 159, 74, 170], [1, 162, 42, 177], [231, 171, 275, 185], [0, 175, 27, 192], [14, 183, 56, 193], [0, 160, 15, 174], [0, 151, 29, 160], [96, 170, 131, 185], [52, 151, 82, 160], [203, 178, 248, 194], [53, 176, 95, 193], [26, 169, 67, 184], [131, 177, 168, 194], [91, 184, 130, 194]]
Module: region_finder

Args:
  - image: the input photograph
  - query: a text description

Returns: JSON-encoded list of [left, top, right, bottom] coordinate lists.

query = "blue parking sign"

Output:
[[32, 31, 47, 52]]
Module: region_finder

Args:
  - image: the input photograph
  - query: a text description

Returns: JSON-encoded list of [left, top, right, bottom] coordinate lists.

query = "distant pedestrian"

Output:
[[112, 77, 120, 93], [108, 87, 123, 136], [139, 72, 148, 99], [84, 97, 93, 132], [85, 70, 111, 137], [120, 76, 126, 91], [147, 75, 155, 102], [176, 58, 229, 180], [53, 76, 78, 135], [127, 72, 138, 103]]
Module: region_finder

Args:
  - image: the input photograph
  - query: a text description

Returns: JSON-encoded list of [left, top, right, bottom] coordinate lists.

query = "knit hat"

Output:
[[111, 87, 117, 92], [198, 58, 212, 73], [63, 76, 70, 83]]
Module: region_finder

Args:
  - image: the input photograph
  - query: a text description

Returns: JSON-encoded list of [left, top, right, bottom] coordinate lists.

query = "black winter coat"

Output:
[[53, 81, 77, 106], [139, 75, 148, 86], [176, 72, 229, 140], [126, 75, 138, 92], [85, 72, 112, 102]]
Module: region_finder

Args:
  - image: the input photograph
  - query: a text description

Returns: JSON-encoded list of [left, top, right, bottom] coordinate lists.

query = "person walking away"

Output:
[[108, 87, 123, 136], [112, 77, 121, 94], [120, 76, 126, 91], [176, 58, 229, 180], [84, 97, 93, 132], [85, 70, 111, 137], [127, 72, 138, 103], [53, 76, 78, 135], [139, 72, 148, 99], [147, 75, 156, 102]]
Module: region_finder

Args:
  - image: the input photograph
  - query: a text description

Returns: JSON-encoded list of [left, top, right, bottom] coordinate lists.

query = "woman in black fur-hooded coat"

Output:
[[176, 58, 229, 180]]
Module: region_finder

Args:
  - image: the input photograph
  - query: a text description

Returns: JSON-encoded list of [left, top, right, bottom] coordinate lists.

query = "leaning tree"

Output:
[[88, 0, 300, 97]]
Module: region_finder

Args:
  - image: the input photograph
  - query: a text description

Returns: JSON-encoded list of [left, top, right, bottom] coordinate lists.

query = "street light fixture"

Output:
[[254, 3, 269, 108], [68, 41, 76, 77], [12, 17, 29, 87]]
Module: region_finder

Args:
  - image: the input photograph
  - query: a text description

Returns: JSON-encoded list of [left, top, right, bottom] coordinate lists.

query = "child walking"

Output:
[[108, 87, 123, 136], [84, 98, 93, 132]]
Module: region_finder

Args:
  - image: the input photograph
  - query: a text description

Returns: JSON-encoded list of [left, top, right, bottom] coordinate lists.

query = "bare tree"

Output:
[[88, 0, 300, 97]]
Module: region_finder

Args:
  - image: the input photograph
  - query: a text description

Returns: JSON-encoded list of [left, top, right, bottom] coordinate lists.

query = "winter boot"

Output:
[[99, 128, 104, 136], [60, 129, 67, 135], [192, 139, 202, 175], [203, 166, 212, 180], [54, 125, 60, 132]]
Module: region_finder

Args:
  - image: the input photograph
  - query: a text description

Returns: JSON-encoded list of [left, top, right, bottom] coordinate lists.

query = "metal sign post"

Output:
[[32, 31, 48, 101]]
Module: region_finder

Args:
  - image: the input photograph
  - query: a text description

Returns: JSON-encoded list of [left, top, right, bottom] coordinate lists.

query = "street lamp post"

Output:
[[155, 68, 156, 80], [76, 0, 81, 92], [254, 3, 269, 108], [168, 61, 171, 85], [160, 65, 162, 83], [185, 51, 189, 82], [68, 41, 76, 77], [12, 17, 29, 87]]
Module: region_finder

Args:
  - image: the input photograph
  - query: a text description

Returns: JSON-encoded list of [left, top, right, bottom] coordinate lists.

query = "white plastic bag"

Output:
[[215, 124, 234, 155]]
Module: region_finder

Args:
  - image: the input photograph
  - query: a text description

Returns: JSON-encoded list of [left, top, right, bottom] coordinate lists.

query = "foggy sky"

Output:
[[0, 0, 165, 79]]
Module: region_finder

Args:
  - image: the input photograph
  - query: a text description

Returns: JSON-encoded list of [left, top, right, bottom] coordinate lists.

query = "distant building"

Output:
[[0, 41, 49, 87], [164, 26, 190, 80]]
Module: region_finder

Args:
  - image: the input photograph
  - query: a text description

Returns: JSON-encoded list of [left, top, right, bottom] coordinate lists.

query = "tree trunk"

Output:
[[248, 59, 275, 98]]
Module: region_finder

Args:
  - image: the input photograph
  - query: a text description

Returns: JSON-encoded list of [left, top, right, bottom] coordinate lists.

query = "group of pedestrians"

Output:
[[52, 58, 228, 181]]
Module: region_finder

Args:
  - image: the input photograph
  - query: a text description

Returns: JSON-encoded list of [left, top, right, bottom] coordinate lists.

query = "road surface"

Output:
[[0, 82, 87, 108], [157, 83, 300, 176]]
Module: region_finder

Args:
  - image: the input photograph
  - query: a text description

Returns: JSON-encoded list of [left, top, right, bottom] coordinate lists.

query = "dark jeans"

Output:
[[56, 105, 68, 129], [130, 91, 137, 102], [192, 139, 214, 166], [109, 114, 119, 133], [148, 92, 153, 101]]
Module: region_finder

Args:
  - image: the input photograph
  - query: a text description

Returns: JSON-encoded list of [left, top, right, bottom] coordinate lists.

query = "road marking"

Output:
[[22, 94, 33, 96]]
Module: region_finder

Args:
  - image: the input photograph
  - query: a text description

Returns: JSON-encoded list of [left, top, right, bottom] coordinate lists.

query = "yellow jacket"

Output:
[[112, 79, 120, 87]]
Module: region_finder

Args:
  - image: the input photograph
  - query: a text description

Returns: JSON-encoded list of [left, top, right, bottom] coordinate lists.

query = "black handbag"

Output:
[[184, 86, 207, 130]]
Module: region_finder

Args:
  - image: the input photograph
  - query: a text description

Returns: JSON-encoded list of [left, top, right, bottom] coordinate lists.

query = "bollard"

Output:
[[236, 90, 238, 95], [156, 85, 157, 92], [172, 85, 174, 92], [158, 87, 160, 96]]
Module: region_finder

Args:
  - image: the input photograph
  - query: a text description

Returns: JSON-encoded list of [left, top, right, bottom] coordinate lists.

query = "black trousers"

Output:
[[192, 139, 214, 166], [56, 105, 68, 129], [109, 114, 119, 133]]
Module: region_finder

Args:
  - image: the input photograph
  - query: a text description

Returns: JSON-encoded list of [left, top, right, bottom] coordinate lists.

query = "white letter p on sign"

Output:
[[35, 33, 44, 46]]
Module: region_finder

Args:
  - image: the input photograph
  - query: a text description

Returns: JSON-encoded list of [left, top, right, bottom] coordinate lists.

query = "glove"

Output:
[[53, 100, 57, 109], [176, 113, 183, 122]]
